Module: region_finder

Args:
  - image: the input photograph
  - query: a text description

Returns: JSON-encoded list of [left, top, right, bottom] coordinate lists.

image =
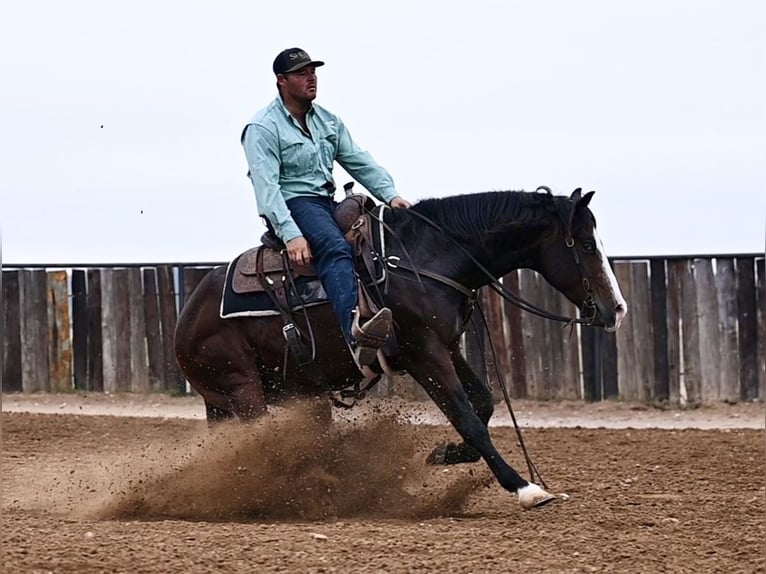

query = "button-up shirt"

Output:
[[241, 96, 398, 243]]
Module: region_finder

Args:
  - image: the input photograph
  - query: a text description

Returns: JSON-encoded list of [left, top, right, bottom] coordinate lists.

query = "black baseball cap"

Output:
[[272, 48, 325, 75]]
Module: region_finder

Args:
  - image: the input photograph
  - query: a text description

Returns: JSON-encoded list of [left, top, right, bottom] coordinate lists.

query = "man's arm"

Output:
[[334, 118, 404, 206], [242, 124, 303, 243]]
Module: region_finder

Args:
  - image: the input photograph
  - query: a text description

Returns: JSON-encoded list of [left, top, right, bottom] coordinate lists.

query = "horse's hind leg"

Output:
[[426, 346, 491, 465], [205, 401, 235, 425]]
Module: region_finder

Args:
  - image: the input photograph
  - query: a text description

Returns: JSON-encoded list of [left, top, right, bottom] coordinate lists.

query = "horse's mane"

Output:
[[402, 190, 570, 239]]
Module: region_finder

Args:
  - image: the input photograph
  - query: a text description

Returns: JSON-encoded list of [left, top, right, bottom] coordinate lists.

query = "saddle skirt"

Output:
[[220, 193, 386, 319]]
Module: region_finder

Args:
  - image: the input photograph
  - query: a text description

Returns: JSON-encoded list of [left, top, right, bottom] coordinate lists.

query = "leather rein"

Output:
[[373, 199, 597, 329]]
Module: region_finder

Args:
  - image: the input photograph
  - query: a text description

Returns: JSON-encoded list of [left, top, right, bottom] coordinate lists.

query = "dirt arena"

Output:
[[3, 394, 764, 573]]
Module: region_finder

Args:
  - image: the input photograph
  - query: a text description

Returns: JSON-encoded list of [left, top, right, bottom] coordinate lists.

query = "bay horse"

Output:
[[174, 188, 627, 509]]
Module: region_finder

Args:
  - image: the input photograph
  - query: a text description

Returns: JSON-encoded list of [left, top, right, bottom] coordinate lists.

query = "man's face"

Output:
[[278, 66, 318, 103]]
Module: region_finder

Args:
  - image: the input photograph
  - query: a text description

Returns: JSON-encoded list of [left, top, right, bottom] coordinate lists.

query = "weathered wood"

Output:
[[715, 258, 739, 402], [665, 260, 683, 403], [113, 269, 132, 392], [519, 270, 544, 399], [602, 331, 619, 399], [86, 269, 103, 392], [649, 259, 670, 401], [100, 269, 118, 393], [127, 268, 150, 392], [143, 268, 164, 391], [19, 270, 49, 392], [501, 272, 527, 398], [182, 266, 213, 308], [756, 258, 765, 401], [157, 265, 185, 394], [46, 270, 73, 392], [630, 261, 654, 401], [581, 326, 600, 401], [2, 270, 22, 392], [557, 289, 580, 400], [614, 262, 637, 400], [736, 257, 758, 401], [680, 260, 701, 404], [694, 259, 720, 400], [71, 270, 88, 391], [483, 285, 505, 395]]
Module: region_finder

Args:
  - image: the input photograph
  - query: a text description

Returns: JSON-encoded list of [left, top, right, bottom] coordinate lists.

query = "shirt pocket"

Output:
[[318, 133, 338, 168], [280, 139, 314, 179]]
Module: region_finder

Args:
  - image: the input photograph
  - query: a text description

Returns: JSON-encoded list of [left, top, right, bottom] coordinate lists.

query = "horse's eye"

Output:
[[582, 239, 596, 253]]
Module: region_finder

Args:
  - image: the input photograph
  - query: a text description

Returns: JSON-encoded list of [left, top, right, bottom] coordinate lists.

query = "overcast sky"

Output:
[[1, 0, 764, 264]]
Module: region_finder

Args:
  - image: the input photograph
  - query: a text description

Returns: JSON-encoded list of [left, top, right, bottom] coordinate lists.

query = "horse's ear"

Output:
[[569, 188, 582, 202], [577, 191, 595, 211]]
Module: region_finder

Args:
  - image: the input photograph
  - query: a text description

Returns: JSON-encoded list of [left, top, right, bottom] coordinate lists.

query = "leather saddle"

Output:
[[231, 190, 377, 295]]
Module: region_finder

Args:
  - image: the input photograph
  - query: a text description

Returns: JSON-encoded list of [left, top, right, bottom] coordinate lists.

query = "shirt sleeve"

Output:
[[242, 123, 303, 243], [334, 118, 399, 204]]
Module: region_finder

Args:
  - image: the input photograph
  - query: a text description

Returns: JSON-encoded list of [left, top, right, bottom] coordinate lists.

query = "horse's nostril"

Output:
[[615, 303, 626, 315]]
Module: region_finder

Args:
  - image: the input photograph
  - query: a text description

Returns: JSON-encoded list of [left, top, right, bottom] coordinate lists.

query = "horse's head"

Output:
[[538, 188, 627, 332]]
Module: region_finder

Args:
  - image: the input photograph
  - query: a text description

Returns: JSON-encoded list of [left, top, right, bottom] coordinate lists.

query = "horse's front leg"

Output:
[[405, 338, 555, 509], [426, 344, 491, 465]]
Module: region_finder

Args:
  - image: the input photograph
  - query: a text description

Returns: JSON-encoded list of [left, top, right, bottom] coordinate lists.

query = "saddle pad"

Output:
[[220, 255, 329, 318]]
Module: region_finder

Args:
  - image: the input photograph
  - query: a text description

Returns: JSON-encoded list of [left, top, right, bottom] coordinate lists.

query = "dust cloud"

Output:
[[80, 402, 488, 522]]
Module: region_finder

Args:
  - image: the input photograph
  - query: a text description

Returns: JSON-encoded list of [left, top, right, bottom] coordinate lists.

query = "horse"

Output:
[[174, 188, 627, 509]]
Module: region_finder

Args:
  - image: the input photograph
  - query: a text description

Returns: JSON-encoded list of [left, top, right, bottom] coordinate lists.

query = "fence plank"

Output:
[[127, 268, 150, 392], [143, 268, 164, 391], [2, 270, 22, 392], [71, 270, 88, 391], [47, 271, 73, 392], [694, 259, 720, 400], [602, 331, 619, 399], [484, 284, 506, 396], [614, 262, 637, 400], [113, 269, 132, 392], [501, 272, 527, 398], [650, 259, 670, 401], [665, 260, 683, 403], [86, 269, 103, 391], [715, 259, 739, 402], [736, 257, 758, 401], [182, 266, 213, 307], [19, 270, 49, 392], [680, 260, 701, 404], [630, 261, 654, 401], [519, 271, 544, 399], [101, 269, 118, 393], [157, 265, 185, 394], [757, 258, 765, 400], [581, 327, 599, 401], [557, 291, 580, 400]]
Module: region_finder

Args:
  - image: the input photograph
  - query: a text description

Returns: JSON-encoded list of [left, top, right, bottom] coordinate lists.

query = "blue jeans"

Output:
[[286, 196, 357, 342]]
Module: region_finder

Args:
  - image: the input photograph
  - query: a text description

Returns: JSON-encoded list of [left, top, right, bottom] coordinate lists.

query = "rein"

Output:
[[396, 206, 596, 328]]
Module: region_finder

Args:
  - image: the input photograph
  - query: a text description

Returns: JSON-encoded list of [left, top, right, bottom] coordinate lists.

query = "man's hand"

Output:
[[285, 237, 312, 266], [390, 197, 412, 209]]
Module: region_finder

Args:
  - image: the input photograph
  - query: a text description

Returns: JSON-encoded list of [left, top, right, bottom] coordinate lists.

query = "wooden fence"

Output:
[[2, 255, 764, 403]]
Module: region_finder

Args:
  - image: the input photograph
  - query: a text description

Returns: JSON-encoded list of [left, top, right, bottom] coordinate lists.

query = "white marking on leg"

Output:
[[594, 229, 627, 330]]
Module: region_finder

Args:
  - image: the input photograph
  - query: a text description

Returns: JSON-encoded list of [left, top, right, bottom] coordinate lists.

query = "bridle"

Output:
[[379, 192, 599, 329]]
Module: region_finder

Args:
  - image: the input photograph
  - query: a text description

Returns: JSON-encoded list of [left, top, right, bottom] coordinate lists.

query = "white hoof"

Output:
[[518, 483, 557, 510]]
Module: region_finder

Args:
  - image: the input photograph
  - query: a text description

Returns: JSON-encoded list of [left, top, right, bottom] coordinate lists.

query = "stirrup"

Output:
[[351, 307, 392, 349]]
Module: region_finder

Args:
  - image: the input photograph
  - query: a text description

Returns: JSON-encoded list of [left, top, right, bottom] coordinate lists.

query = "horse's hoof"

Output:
[[518, 483, 558, 510], [426, 444, 447, 465]]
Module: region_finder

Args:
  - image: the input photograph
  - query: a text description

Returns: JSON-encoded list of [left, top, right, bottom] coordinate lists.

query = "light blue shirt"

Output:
[[241, 96, 399, 243]]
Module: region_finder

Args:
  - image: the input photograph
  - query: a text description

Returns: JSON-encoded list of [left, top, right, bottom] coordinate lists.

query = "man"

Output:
[[241, 47, 411, 370]]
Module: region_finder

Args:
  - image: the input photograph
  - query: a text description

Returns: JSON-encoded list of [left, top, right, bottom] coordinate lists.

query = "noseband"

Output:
[[564, 234, 597, 326]]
